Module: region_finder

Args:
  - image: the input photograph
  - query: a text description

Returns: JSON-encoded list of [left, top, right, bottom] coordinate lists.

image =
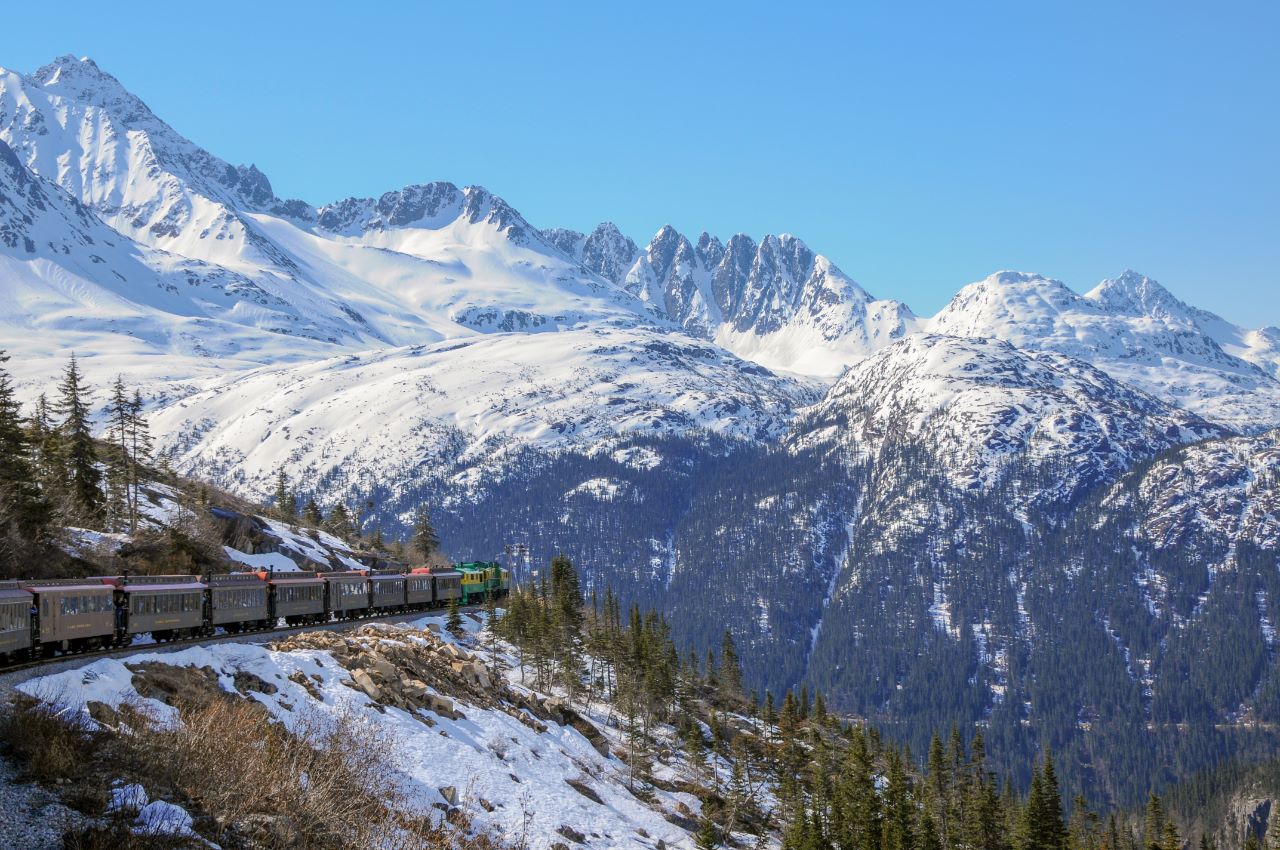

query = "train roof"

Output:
[[104, 574, 202, 588], [207, 573, 267, 586], [0, 581, 32, 602], [263, 573, 324, 585], [22, 581, 114, 593], [115, 582, 208, 594]]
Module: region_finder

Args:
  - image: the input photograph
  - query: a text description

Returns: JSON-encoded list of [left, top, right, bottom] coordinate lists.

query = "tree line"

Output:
[[492, 555, 1267, 850], [0, 351, 154, 572]]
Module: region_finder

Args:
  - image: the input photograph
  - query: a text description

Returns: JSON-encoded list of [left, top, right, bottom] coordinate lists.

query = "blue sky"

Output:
[[3, 1, 1277, 325]]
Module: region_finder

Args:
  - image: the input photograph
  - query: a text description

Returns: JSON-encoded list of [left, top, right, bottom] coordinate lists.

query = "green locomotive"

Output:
[[454, 561, 510, 604]]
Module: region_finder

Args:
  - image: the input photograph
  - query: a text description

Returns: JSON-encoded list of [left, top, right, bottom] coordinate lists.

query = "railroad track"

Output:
[[0, 604, 485, 688]]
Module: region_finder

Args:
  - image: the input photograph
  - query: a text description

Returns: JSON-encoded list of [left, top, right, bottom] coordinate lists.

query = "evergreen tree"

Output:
[[696, 812, 720, 850], [126, 389, 151, 531], [720, 628, 743, 698], [412, 504, 440, 562], [326, 501, 356, 541], [104, 376, 132, 531], [273, 469, 296, 521], [1145, 795, 1167, 850], [302, 498, 323, 527], [447, 596, 463, 636], [54, 353, 102, 522], [0, 351, 48, 543]]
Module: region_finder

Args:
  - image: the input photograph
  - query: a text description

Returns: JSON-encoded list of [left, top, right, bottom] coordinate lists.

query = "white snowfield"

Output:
[[2, 53, 1280, 509], [20, 616, 706, 850]]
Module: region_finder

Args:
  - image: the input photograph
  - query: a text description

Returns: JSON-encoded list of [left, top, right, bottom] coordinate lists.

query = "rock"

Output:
[[87, 701, 120, 728], [350, 669, 382, 701], [367, 657, 398, 683], [239, 813, 299, 846], [557, 823, 586, 844], [479, 798, 495, 812], [566, 778, 603, 804], [439, 786, 458, 806]]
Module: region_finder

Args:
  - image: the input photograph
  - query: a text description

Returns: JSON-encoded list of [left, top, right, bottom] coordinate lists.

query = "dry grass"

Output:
[[5, 681, 508, 850], [0, 689, 95, 783], [116, 693, 499, 850]]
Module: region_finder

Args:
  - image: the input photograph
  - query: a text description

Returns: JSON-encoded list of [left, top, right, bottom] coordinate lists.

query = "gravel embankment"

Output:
[[0, 757, 85, 850]]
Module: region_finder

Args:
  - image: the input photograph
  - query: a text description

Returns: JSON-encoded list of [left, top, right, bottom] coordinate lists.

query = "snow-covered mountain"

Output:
[[928, 271, 1280, 430], [790, 333, 1226, 500], [149, 327, 815, 499], [545, 221, 921, 376]]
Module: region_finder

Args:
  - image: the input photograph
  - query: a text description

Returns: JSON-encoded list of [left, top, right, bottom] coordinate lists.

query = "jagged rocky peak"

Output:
[[540, 226, 586, 258], [317, 182, 540, 240], [1086, 269, 1198, 320], [30, 55, 138, 107], [580, 222, 639, 285]]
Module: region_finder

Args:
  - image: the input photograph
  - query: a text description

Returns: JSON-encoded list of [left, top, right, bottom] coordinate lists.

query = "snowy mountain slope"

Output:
[[0, 136, 353, 388], [0, 56, 308, 272], [0, 56, 659, 363], [928, 271, 1280, 430], [149, 326, 816, 500], [789, 333, 1225, 502], [306, 184, 661, 336], [1096, 428, 1280, 558]]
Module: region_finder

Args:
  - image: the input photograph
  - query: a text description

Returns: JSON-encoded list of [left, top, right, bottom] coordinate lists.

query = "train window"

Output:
[[60, 595, 110, 616], [0, 603, 25, 633], [280, 585, 321, 603], [217, 588, 264, 608], [338, 582, 365, 598]]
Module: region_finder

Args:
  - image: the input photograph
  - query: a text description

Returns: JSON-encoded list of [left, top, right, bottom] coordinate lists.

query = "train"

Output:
[[0, 562, 509, 667]]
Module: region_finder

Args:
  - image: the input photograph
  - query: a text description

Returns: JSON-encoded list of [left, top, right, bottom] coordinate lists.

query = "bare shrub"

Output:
[[0, 689, 95, 783], [126, 693, 493, 850]]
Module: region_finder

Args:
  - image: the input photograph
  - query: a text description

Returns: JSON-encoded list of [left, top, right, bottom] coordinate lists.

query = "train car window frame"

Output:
[[0, 603, 27, 633]]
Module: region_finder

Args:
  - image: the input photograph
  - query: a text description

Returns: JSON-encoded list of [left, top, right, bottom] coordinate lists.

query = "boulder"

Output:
[[350, 669, 382, 701]]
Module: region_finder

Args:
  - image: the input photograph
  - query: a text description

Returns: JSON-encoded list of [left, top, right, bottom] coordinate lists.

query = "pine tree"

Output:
[[720, 628, 743, 698], [412, 504, 440, 562], [0, 351, 49, 542], [696, 812, 720, 850], [54, 353, 102, 522], [125, 389, 151, 531], [1145, 794, 1166, 850], [273, 469, 296, 521], [447, 596, 463, 636], [302, 498, 323, 527], [104, 376, 132, 531], [326, 502, 356, 541]]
